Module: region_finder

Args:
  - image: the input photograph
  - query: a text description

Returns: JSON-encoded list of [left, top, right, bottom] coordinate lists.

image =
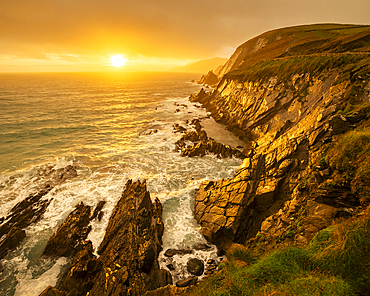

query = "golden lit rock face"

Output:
[[193, 37, 370, 252]]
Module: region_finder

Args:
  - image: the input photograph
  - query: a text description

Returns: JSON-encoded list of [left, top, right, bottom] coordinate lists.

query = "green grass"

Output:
[[188, 210, 370, 296], [325, 126, 370, 200], [226, 54, 370, 84]]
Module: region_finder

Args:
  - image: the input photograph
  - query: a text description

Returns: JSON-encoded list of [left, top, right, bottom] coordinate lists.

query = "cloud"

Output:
[[1, 0, 369, 70]]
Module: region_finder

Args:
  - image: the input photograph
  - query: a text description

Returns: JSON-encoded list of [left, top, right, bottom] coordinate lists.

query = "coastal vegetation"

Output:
[[189, 207, 370, 296]]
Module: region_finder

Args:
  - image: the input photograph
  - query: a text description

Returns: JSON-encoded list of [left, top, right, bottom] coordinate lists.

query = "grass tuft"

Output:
[[188, 210, 370, 296]]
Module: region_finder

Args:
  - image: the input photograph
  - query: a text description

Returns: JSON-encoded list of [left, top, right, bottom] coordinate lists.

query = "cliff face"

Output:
[[192, 24, 370, 253]]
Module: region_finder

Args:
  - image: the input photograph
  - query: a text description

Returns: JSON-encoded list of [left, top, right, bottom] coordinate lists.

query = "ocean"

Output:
[[0, 71, 244, 295]]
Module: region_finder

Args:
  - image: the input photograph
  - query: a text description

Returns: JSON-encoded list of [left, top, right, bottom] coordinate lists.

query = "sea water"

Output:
[[0, 72, 244, 295]]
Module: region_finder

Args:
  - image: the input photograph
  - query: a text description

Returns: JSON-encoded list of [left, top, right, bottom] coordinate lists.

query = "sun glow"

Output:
[[110, 55, 127, 67]]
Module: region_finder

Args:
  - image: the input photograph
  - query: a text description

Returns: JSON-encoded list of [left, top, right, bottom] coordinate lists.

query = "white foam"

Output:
[[14, 257, 68, 296], [0, 87, 244, 292]]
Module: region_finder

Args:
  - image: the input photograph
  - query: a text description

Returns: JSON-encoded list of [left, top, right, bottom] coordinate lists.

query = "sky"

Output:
[[1, 0, 369, 72]]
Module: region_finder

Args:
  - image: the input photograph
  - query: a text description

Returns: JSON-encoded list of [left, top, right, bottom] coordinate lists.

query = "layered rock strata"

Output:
[[40, 179, 172, 296], [175, 119, 246, 159], [192, 51, 370, 253]]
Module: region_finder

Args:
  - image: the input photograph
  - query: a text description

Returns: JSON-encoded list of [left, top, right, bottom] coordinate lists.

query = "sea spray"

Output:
[[0, 72, 242, 294]]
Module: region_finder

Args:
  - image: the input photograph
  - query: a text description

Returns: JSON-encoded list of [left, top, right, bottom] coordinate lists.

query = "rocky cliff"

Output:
[[40, 179, 172, 296], [191, 23, 370, 253]]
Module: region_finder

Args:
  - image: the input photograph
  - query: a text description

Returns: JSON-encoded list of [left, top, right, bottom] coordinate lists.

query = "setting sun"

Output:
[[110, 55, 127, 67]]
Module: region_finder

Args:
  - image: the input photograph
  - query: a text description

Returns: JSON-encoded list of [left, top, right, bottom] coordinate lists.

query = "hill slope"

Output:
[[191, 22, 370, 257], [170, 57, 227, 73], [188, 22, 370, 295]]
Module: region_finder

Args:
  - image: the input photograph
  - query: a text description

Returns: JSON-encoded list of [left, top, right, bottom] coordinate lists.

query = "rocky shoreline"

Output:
[[2, 23, 370, 296]]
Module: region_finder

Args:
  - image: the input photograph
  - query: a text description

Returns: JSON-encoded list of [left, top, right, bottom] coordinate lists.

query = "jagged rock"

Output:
[[164, 249, 193, 257], [173, 124, 187, 133], [176, 276, 198, 287], [41, 179, 172, 296], [0, 165, 78, 259], [186, 258, 204, 276], [42, 202, 92, 258], [90, 200, 106, 221], [182, 138, 246, 159], [191, 119, 202, 132], [197, 71, 219, 86], [54, 240, 102, 295], [193, 243, 211, 250], [0, 227, 26, 259], [39, 286, 64, 296], [189, 88, 210, 105]]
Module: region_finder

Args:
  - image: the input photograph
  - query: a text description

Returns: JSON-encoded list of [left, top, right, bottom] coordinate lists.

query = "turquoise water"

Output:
[[0, 72, 243, 295]]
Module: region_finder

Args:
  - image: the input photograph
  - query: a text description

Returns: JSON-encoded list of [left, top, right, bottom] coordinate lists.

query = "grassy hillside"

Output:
[[188, 23, 370, 296], [189, 206, 370, 296], [224, 24, 370, 82]]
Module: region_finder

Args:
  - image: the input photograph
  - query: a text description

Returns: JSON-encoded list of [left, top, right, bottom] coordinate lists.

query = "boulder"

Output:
[[186, 258, 204, 276], [164, 249, 193, 257], [176, 276, 198, 288]]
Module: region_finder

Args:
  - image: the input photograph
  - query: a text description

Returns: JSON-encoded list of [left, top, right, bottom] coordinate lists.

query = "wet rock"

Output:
[[180, 138, 245, 159], [0, 165, 78, 259], [144, 129, 158, 135], [0, 227, 26, 259], [90, 200, 106, 221], [42, 202, 92, 258], [193, 243, 211, 251], [39, 286, 64, 296], [189, 88, 210, 105], [173, 124, 187, 133], [187, 258, 204, 276], [55, 240, 103, 295], [176, 276, 198, 288], [42, 179, 172, 296], [164, 249, 193, 257], [191, 118, 202, 132]]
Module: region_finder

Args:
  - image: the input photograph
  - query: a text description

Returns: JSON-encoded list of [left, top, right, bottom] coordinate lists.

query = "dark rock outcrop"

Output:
[[197, 71, 219, 86], [40, 179, 171, 296], [42, 202, 92, 258], [176, 276, 198, 287], [0, 165, 78, 259], [175, 119, 245, 159], [164, 249, 193, 257], [186, 258, 204, 276]]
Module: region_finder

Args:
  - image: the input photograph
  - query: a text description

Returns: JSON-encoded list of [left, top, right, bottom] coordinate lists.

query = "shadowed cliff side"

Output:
[[191, 23, 370, 253]]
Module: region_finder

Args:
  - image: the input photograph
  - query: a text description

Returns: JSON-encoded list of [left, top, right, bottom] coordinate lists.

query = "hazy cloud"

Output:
[[1, 0, 369, 70]]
